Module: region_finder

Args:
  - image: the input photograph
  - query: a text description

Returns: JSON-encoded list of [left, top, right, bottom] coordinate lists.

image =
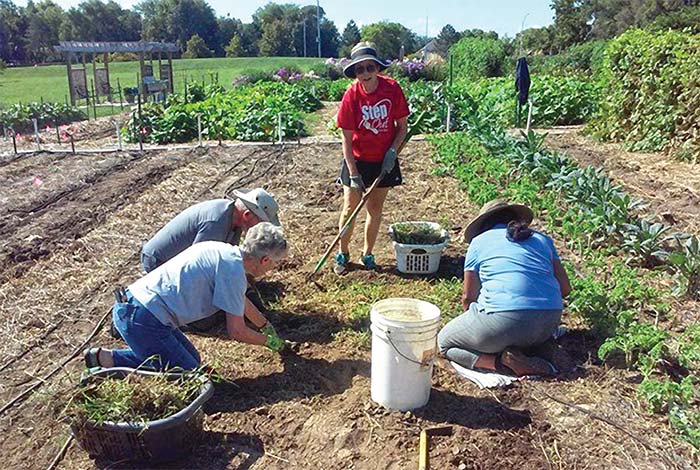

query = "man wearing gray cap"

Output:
[[140, 188, 281, 273]]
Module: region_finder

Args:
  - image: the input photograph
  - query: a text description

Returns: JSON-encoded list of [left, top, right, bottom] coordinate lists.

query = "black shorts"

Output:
[[338, 158, 402, 189]]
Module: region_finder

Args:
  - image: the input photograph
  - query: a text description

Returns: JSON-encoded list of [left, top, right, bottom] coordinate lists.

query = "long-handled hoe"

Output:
[[308, 111, 427, 284]]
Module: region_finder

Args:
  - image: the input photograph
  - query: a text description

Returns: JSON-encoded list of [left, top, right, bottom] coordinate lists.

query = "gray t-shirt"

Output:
[[141, 199, 241, 267], [129, 241, 247, 328]]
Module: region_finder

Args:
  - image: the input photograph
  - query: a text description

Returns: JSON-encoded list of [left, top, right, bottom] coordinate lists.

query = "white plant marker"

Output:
[[278, 112, 283, 144], [446, 103, 452, 133], [116, 122, 122, 150], [197, 113, 202, 147], [33, 118, 41, 150], [526, 100, 534, 134]]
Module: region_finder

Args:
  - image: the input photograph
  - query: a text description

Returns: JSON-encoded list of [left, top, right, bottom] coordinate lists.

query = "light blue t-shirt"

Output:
[[465, 224, 563, 312], [129, 241, 247, 328], [141, 199, 240, 266]]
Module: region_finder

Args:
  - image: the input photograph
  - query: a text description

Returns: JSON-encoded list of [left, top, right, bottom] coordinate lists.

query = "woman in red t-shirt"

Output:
[[334, 42, 410, 274]]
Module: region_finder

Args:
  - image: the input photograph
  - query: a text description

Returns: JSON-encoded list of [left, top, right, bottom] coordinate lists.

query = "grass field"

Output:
[[0, 57, 323, 107]]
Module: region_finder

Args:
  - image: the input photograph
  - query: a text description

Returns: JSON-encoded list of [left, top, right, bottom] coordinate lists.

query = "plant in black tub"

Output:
[[63, 367, 213, 463]]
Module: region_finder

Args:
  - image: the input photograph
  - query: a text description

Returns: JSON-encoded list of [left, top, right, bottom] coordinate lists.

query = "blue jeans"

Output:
[[438, 302, 561, 369], [112, 295, 201, 370]]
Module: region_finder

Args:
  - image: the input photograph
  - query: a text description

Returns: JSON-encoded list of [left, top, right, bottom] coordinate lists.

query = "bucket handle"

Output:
[[386, 328, 434, 367]]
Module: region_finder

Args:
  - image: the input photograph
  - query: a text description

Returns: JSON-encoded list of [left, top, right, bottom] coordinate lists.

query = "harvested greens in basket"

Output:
[[391, 223, 446, 245]]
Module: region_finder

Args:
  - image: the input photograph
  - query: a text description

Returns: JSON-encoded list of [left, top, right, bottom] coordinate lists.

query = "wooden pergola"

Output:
[[54, 41, 179, 105]]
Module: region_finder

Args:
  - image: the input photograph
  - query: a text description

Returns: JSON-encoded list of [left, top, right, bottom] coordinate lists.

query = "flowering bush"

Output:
[[388, 55, 445, 82], [273, 67, 304, 83], [309, 58, 350, 80]]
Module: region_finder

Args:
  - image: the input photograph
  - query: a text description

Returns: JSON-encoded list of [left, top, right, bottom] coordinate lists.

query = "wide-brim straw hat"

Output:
[[343, 43, 391, 79], [464, 200, 533, 243]]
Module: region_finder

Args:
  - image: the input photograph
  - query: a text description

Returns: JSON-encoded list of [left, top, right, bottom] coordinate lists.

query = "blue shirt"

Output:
[[130, 241, 247, 328], [464, 224, 563, 312]]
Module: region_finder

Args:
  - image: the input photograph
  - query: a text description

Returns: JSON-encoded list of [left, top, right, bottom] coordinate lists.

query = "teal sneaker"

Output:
[[333, 252, 349, 274], [361, 253, 376, 270]]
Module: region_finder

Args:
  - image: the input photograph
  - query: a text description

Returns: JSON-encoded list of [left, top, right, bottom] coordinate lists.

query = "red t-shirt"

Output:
[[336, 75, 410, 163]]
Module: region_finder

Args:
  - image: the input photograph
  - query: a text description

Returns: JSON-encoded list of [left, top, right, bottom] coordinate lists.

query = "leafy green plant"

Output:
[[0, 101, 85, 133], [668, 235, 700, 299], [124, 81, 321, 144], [638, 376, 696, 413], [449, 37, 507, 80], [598, 321, 668, 366], [590, 29, 700, 160], [620, 219, 674, 268]]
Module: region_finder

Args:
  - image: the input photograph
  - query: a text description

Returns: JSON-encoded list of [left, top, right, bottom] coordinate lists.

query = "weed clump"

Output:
[[66, 373, 203, 427]]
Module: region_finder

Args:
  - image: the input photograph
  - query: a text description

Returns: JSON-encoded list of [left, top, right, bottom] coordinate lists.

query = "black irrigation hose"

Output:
[[0, 319, 66, 374], [0, 306, 112, 417], [46, 434, 74, 470], [530, 385, 684, 469]]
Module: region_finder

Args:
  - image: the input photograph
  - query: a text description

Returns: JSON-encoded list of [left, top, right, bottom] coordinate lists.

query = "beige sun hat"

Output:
[[464, 199, 533, 243], [232, 188, 280, 226]]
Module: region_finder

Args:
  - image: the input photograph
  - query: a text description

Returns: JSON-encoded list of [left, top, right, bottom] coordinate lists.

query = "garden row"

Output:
[[430, 109, 700, 446], [120, 70, 598, 145], [0, 101, 84, 134]]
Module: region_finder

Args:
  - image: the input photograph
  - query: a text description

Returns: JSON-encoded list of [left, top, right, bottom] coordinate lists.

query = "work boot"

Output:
[[333, 252, 349, 275]]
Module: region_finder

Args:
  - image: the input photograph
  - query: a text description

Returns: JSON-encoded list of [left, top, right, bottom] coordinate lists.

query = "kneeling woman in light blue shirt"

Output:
[[438, 200, 571, 376], [84, 222, 288, 371]]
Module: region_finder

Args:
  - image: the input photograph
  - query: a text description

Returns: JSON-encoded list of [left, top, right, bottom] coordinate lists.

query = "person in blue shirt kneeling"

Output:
[[84, 222, 288, 371], [438, 200, 572, 376]]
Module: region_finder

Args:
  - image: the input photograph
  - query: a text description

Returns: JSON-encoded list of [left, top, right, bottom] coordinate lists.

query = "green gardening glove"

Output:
[[265, 332, 286, 352], [261, 322, 277, 337]]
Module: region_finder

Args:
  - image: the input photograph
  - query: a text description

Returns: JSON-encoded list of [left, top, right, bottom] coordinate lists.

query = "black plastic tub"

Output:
[[71, 367, 214, 463]]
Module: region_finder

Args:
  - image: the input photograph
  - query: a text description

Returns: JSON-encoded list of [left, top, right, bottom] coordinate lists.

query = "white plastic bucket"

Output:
[[370, 298, 441, 411]]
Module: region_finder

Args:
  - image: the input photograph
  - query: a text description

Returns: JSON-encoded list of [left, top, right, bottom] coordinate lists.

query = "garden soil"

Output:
[[0, 120, 696, 468], [545, 126, 700, 236]]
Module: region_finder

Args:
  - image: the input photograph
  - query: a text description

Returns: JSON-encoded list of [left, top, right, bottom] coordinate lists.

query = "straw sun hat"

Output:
[[464, 200, 533, 243]]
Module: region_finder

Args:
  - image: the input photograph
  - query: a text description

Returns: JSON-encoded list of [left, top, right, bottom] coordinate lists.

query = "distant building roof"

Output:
[[54, 41, 179, 54], [418, 39, 442, 56]]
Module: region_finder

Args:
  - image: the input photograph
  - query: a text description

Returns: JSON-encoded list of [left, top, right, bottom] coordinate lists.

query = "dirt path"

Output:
[[545, 127, 700, 235], [0, 112, 694, 469]]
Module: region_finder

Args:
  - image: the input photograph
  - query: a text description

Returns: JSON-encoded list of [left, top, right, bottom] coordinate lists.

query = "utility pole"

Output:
[[316, 0, 322, 57]]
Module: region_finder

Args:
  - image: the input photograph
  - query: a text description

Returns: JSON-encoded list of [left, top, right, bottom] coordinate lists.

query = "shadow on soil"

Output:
[[95, 431, 264, 470], [205, 353, 370, 414], [416, 388, 533, 430]]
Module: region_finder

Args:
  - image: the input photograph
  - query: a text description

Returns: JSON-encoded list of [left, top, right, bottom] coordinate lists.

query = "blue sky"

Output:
[[13, 0, 555, 38]]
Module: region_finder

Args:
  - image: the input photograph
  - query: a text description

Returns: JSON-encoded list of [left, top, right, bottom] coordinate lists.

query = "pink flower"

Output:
[[33, 176, 43, 187]]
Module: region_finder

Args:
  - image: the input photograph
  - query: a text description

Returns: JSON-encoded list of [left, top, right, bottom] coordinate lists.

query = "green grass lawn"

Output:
[[0, 57, 323, 107]]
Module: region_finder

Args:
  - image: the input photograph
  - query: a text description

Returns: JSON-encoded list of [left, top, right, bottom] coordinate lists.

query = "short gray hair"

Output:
[[241, 222, 288, 260]]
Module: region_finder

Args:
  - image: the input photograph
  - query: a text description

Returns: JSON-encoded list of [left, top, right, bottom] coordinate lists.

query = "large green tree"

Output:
[[0, 0, 28, 63], [216, 15, 243, 56], [61, 0, 140, 42], [182, 33, 212, 58], [24, 0, 65, 62], [360, 21, 417, 59], [140, 0, 219, 52], [340, 20, 360, 57], [435, 24, 462, 55], [550, 0, 590, 51]]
